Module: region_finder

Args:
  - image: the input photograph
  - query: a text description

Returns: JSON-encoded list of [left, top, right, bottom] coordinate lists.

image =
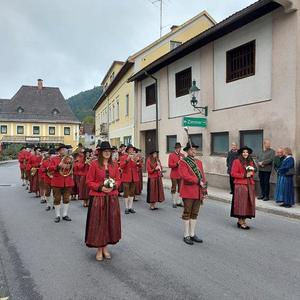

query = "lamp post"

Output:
[[189, 80, 208, 117]]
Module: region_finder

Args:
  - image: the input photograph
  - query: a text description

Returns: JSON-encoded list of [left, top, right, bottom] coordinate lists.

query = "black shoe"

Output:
[[172, 204, 177, 208], [62, 216, 72, 221], [40, 199, 46, 204], [125, 209, 130, 214], [263, 197, 269, 201], [285, 205, 292, 208], [129, 208, 136, 214], [54, 217, 60, 223], [52, 206, 55, 210], [230, 192, 233, 195], [257, 196, 265, 200], [176, 203, 184, 207], [45, 206, 51, 211], [183, 236, 194, 245], [190, 235, 203, 243], [237, 222, 250, 230]]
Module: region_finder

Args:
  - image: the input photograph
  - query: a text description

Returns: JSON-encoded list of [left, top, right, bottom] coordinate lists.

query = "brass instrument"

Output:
[[85, 157, 92, 165], [59, 155, 74, 177], [30, 167, 37, 176]]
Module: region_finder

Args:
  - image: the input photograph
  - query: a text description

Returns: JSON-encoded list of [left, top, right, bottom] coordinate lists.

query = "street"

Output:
[[0, 162, 300, 300]]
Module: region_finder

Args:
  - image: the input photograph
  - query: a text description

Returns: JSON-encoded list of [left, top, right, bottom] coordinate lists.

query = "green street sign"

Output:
[[182, 117, 207, 128]]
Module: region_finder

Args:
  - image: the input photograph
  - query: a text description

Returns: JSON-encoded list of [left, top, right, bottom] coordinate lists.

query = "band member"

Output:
[[18, 146, 27, 186], [146, 150, 165, 210], [134, 148, 144, 200], [78, 149, 92, 207], [85, 141, 121, 261], [49, 144, 74, 223], [120, 144, 141, 214], [168, 142, 185, 208], [30, 146, 43, 198], [38, 150, 48, 204], [26, 147, 34, 192], [71, 152, 80, 200], [179, 143, 207, 245], [117, 144, 126, 195], [231, 146, 256, 229], [111, 146, 119, 162]]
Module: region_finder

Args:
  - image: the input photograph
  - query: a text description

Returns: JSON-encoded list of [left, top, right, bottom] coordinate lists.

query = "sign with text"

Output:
[[182, 117, 207, 128]]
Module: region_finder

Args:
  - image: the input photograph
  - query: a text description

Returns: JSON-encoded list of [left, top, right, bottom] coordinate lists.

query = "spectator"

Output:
[[226, 142, 239, 194], [273, 148, 285, 173]]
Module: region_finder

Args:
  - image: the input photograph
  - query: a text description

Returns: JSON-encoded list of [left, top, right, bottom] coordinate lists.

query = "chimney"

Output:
[[170, 25, 179, 31], [37, 79, 43, 90]]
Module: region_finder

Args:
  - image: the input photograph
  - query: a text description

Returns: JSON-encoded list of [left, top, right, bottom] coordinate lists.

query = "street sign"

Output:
[[182, 117, 207, 128]]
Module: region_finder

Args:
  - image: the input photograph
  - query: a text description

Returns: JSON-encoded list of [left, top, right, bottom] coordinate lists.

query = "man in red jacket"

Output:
[[179, 142, 207, 245], [49, 144, 74, 223], [120, 144, 141, 214], [168, 142, 185, 208], [18, 146, 27, 186]]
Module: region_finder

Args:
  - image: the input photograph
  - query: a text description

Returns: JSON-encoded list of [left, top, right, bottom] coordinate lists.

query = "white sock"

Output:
[[54, 205, 61, 218], [184, 220, 190, 237], [63, 203, 69, 217], [124, 198, 129, 209], [46, 196, 52, 207], [176, 193, 183, 205], [128, 197, 134, 209], [190, 219, 197, 237], [172, 193, 176, 204]]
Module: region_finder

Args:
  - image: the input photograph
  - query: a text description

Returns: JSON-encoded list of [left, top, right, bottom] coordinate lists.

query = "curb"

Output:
[[143, 178, 300, 220], [0, 160, 17, 165]]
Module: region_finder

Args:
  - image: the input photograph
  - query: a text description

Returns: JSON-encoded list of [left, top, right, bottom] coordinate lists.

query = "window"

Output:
[[116, 99, 119, 120], [124, 136, 132, 145], [52, 108, 59, 115], [175, 67, 192, 98], [190, 133, 203, 152], [33, 126, 40, 135], [125, 94, 129, 116], [211, 132, 229, 155], [49, 127, 55, 135], [17, 106, 24, 113], [17, 126, 24, 134], [64, 127, 70, 135], [145, 83, 156, 106], [170, 40, 182, 50], [0, 125, 7, 134], [166, 135, 177, 153], [226, 40, 256, 83], [240, 130, 263, 156], [112, 104, 115, 122]]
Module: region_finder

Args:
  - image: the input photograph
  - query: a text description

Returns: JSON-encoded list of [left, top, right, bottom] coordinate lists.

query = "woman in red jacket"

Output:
[[179, 143, 207, 245], [30, 147, 42, 198], [71, 152, 80, 200], [78, 149, 92, 207], [85, 141, 121, 261], [231, 146, 256, 230], [146, 151, 165, 210]]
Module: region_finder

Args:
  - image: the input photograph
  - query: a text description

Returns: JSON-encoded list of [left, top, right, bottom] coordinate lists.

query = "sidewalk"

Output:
[[143, 175, 300, 220]]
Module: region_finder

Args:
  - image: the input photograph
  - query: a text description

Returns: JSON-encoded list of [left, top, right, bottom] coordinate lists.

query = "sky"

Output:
[[0, 0, 255, 99]]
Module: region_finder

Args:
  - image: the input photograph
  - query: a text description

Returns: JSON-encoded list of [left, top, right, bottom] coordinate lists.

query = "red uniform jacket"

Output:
[[146, 158, 163, 179], [48, 155, 74, 188], [25, 152, 33, 171], [168, 151, 185, 179], [30, 155, 42, 169], [39, 159, 52, 185], [86, 160, 121, 197], [78, 160, 90, 176], [120, 154, 141, 183], [18, 150, 27, 170], [231, 159, 255, 185], [179, 158, 207, 200]]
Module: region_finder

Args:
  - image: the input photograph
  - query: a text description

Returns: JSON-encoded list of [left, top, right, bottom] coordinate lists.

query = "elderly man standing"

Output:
[[257, 140, 275, 201], [226, 143, 239, 194]]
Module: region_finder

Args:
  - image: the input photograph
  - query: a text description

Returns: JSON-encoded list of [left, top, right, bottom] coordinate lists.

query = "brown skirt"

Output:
[[79, 176, 89, 200], [31, 173, 39, 193], [85, 195, 121, 248], [72, 175, 80, 196], [231, 184, 256, 219], [146, 177, 165, 204], [135, 177, 143, 195]]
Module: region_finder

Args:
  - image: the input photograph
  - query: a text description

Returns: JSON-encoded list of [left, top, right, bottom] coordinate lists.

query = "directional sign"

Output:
[[182, 117, 207, 128]]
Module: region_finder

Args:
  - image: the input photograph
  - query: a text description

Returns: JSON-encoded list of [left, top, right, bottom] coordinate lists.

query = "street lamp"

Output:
[[189, 80, 208, 117]]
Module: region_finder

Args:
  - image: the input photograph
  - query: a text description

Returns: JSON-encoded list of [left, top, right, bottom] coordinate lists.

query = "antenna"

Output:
[[149, 0, 164, 37]]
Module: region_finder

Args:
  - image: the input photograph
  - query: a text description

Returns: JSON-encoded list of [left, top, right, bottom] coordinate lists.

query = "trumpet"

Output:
[[59, 155, 74, 177]]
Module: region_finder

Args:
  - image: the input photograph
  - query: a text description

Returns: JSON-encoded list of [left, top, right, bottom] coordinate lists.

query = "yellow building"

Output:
[[0, 79, 80, 149], [94, 11, 215, 147]]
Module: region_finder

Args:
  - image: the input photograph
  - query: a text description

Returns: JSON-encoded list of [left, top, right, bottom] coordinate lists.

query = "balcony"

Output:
[[0, 135, 64, 144]]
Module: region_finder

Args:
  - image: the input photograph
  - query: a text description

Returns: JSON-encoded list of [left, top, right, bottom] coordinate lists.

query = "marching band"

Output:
[[17, 140, 208, 260]]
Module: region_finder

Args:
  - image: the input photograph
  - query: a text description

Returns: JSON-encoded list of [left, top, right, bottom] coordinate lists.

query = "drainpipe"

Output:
[[145, 72, 159, 153]]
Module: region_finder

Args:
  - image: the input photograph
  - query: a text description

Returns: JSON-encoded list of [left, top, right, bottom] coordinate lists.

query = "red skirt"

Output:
[[31, 173, 39, 193], [72, 175, 80, 196], [135, 175, 143, 195], [231, 184, 256, 219], [85, 195, 121, 248], [146, 177, 165, 203], [79, 176, 89, 200]]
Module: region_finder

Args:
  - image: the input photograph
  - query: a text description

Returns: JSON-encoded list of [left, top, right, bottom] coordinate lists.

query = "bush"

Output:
[[0, 144, 23, 161]]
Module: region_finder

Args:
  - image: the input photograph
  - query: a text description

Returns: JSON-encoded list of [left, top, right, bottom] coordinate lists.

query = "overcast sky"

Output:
[[0, 0, 255, 99]]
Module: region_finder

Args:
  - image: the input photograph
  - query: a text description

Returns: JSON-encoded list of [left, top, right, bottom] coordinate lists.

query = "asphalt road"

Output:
[[0, 162, 299, 300]]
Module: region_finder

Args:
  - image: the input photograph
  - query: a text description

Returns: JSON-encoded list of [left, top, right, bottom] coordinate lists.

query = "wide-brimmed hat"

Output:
[[84, 148, 93, 154], [56, 143, 67, 151], [183, 142, 199, 152], [174, 142, 182, 148], [149, 150, 159, 155], [34, 146, 41, 152], [112, 146, 118, 151], [238, 146, 253, 155], [48, 148, 56, 155], [126, 144, 136, 152], [119, 144, 126, 148], [97, 141, 114, 151]]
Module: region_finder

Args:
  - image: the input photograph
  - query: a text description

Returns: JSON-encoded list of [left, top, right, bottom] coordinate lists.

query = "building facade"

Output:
[[0, 79, 80, 149], [129, 0, 300, 199]]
